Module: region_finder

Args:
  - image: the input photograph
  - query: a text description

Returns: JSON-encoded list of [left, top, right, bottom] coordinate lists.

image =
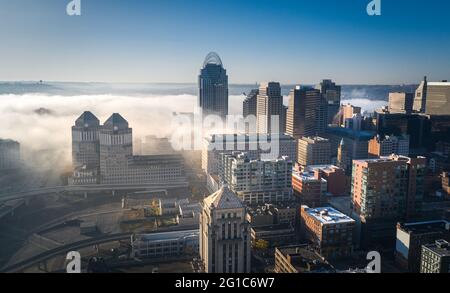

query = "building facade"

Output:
[[286, 85, 323, 139], [297, 136, 331, 166], [420, 240, 450, 273], [389, 92, 414, 114], [218, 152, 293, 204], [315, 79, 341, 125], [301, 206, 355, 259], [198, 52, 229, 119], [257, 82, 284, 134], [368, 134, 410, 158], [0, 139, 20, 171], [199, 186, 251, 273]]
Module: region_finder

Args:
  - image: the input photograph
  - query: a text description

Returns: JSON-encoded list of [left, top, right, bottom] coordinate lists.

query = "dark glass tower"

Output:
[[198, 52, 229, 119]]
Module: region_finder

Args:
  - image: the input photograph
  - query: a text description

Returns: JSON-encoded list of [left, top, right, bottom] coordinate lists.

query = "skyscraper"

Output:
[[243, 89, 259, 118], [0, 139, 20, 171], [286, 86, 322, 139], [99, 113, 133, 184], [198, 52, 229, 119], [72, 111, 101, 169], [389, 92, 414, 114], [414, 76, 450, 115], [315, 80, 341, 125], [199, 186, 251, 273], [297, 136, 331, 167], [257, 82, 283, 134]]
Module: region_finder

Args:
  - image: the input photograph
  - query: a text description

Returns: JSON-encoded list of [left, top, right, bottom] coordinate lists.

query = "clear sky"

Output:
[[0, 0, 449, 84]]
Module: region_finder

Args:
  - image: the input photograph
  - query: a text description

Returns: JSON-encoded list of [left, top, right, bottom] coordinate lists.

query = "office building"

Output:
[[201, 133, 297, 175], [71, 111, 100, 169], [420, 240, 450, 273], [395, 220, 450, 273], [301, 206, 355, 259], [243, 89, 258, 118], [375, 111, 429, 153], [71, 112, 187, 187], [219, 152, 293, 204], [389, 92, 414, 114], [414, 76, 450, 115], [286, 85, 323, 139], [200, 186, 251, 273], [340, 104, 361, 127], [198, 52, 229, 119], [274, 245, 334, 273], [368, 134, 410, 158], [297, 136, 331, 166], [325, 127, 374, 173], [0, 139, 20, 171], [257, 82, 284, 134], [131, 230, 199, 258], [316, 79, 341, 125]]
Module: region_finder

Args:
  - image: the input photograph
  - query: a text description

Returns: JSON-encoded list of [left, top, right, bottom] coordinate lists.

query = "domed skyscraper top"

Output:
[[198, 52, 229, 119]]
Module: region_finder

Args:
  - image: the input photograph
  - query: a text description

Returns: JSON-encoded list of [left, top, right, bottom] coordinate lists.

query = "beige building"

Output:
[[297, 136, 331, 166], [256, 82, 284, 134], [414, 76, 450, 115], [199, 186, 251, 273], [389, 92, 414, 114]]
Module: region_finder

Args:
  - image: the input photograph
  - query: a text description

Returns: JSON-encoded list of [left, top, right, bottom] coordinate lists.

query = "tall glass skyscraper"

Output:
[[198, 52, 229, 119]]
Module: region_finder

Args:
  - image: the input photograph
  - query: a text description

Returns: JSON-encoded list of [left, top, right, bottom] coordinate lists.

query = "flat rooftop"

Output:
[[399, 220, 450, 234], [303, 206, 355, 225], [134, 229, 199, 243]]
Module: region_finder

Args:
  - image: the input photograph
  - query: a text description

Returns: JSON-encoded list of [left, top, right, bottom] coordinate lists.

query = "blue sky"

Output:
[[0, 0, 449, 84]]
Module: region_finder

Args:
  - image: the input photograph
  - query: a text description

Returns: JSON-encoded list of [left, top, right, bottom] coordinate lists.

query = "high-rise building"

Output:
[[70, 112, 187, 187], [243, 89, 259, 118], [315, 79, 341, 125], [340, 104, 361, 127], [0, 139, 20, 171], [351, 155, 427, 247], [218, 152, 293, 204], [297, 136, 331, 166], [414, 76, 450, 115], [420, 240, 450, 273], [72, 111, 101, 169], [199, 186, 251, 273], [389, 92, 414, 114], [198, 52, 229, 119], [301, 206, 355, 259], [286, 85, 322, 139], [99, 113, 133, 184], [257, 82, 284, 134], [368, 134, 410, 158], [201, 134, 297, 175]]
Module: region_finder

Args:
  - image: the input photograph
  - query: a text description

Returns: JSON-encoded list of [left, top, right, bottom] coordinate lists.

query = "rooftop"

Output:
[[399, 220, 450, 234], [203, 186, 245, 210], [134, 229, 199, 243], [75, 111, 100, 128], [277, 245, 334, 273], [303, 206, 355, 225], [423, 240, 450, 257]]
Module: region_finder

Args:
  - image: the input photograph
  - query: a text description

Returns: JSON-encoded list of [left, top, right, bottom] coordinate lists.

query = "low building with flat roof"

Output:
[[131, 229, 199, 258], [420, 239, 450, 273], [251, 223, 296, 247], [274, 244, 335, 273], [301, 206, 355, 259]]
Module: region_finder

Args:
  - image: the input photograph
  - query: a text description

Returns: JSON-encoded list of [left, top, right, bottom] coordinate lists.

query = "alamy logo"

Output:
[[66, 251, 81, 273], [66, 0, 81, 16], [367, 0, 382, 16], [366, 251, 381, 273]]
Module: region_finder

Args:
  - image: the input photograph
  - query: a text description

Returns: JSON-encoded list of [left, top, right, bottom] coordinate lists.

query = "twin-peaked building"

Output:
[[70, 111, 186, 186]]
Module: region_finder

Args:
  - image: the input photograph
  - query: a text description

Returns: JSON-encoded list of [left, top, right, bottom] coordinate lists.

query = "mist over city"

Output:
[[0, 0, 450, 285]]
